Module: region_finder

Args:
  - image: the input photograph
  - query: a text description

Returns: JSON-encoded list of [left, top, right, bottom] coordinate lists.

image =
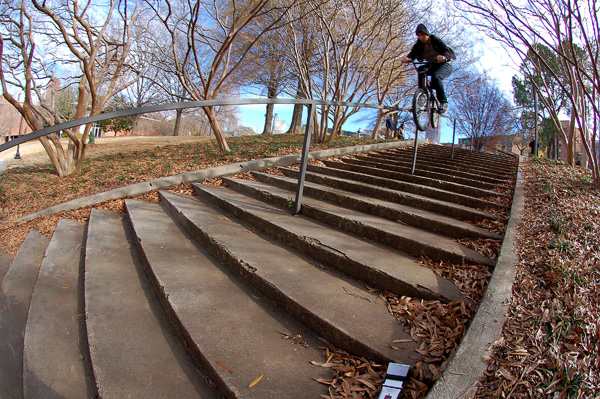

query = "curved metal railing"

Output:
[[0, 98, 401, 153], [0, 97, 432, 214]]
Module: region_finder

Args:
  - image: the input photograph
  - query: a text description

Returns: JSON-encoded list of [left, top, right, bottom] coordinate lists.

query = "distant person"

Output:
[[397, 123, 405, 140], [385, 117, 397, 139], [401, 24, 455, 114]]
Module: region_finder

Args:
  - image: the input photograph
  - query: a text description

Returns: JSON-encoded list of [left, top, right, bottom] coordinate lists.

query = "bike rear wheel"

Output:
[[412, 88, 429, 132]]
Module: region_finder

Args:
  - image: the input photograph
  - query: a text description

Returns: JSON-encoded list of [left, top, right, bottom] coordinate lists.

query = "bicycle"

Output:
[[411, 61, 441, 132]]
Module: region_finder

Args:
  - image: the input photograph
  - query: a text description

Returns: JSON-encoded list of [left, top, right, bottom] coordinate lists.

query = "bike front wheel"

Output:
[[412, 88, 430, 132], [430, 97, 440, 129]]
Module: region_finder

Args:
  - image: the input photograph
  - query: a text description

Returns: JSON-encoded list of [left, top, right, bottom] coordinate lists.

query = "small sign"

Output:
[[377, 363, 410, 399]]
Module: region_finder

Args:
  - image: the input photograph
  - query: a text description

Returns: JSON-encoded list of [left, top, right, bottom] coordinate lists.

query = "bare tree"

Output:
[[455, 0, 600, 185], [148, 0, 295, 151], [452, 70, 517, 150], [283, 0, 411, 142], [0, 0, 147, 176]]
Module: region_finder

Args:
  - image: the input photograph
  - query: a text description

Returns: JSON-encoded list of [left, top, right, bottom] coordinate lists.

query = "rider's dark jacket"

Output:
[[406, 35, 456, 62]]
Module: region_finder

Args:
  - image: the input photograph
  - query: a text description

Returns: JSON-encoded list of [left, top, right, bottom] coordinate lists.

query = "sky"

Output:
[[237, 32, 520, 144]]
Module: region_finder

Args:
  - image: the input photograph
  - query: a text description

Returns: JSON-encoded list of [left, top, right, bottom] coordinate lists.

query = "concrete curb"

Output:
[[424, 162, 524, 398], [14, 140, 421, 222]]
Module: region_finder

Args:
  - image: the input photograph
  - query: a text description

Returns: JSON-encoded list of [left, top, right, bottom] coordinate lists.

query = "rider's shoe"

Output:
[[439, 102, 448, 114]]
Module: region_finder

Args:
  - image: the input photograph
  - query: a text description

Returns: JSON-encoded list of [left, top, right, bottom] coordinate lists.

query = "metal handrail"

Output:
[[0, 97, 404, 215], [0, 98, 398, 153]]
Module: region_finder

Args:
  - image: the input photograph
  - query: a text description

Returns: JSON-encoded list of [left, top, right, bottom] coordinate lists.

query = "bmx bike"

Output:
[[411, 61, 442, 132]]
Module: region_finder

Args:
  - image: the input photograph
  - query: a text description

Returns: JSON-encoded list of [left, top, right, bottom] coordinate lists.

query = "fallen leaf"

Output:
[[248, 374, 263, 388], [312, 378, 333, 385], [311, 361, 336, 368], [217, 362, 232, 373]]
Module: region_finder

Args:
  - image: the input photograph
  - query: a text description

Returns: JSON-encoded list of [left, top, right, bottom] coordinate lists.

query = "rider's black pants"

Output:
[[418, 62, 453, 103]]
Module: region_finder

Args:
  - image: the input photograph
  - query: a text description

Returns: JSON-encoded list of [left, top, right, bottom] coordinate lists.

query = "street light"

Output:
[[14, 94, 24, 160]]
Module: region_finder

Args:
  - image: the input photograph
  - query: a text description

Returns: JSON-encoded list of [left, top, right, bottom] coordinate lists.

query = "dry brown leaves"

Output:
[[475, 159, 600, 399], [458, 238, 502, 259], [481, 207, 510, 220], [491, 183, 513, 196], [311, 339, 387, 398], [259, 167, 287, 176], [383, 292, 475, 396], [201, 177, 225, 186], [468, 219, 507, 235], [166, 183, 196, 196], [417, 256, 492, 302]]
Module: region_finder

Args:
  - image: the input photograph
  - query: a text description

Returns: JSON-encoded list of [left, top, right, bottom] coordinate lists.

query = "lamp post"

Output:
[[14, 94, 23, 160]]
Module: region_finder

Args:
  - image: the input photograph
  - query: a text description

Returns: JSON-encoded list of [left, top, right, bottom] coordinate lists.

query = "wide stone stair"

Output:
[[0, 144, 518, 398]]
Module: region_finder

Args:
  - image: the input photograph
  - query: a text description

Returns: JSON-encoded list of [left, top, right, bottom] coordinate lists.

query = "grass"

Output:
[[0, 134, 384, 250]]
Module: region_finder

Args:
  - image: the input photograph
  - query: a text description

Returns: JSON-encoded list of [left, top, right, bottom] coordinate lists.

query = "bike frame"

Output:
[[411, 61, 441, 131], [413, 61, 440, 112]]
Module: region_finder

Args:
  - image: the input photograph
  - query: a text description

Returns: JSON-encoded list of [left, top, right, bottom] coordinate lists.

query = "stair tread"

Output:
[[23, 219, 90, 399], [258, 170, 503, 224], [347, 157, 499, 190], [226, 177, 495, 267], [0, 230, 49, 398], [125, 199, 330, 399], [305, 163, 508, 209], [85, 208, 212, 398], [369, 152, 509, 184], [192, 183, 465, 302], [0, 251, 10, 286], [278, 169, 503, 239], [158, 191, 421, 364], [323, 159, 508, 201]]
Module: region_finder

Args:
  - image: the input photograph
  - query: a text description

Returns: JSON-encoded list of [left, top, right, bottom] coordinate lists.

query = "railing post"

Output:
[[411, 129, 419, 175], [451, 118, 456, 160], [294, 103, 315, 215]]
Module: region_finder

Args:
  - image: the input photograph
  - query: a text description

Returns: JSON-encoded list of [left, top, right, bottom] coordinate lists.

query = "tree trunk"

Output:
[[262, 76, 279, 135], [372, 110, 385, 139], [204, 106, 231, 152], [131, 115, 141, 136], [173, 109, 183, 136], [263, 103, 274, 135], [286, 80, 305, 135]]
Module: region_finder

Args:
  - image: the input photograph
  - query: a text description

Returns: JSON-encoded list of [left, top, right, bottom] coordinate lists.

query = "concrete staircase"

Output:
[[0, 144, 518, 398]]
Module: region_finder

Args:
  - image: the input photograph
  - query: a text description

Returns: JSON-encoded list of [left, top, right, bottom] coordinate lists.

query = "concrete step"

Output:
[[347, 156, 501, 191], [125, 199, 332, 398], [253, 170, 502, 225], [367, 152, 508, 185], [23, 219, 94, 399], [85, 208, 215, 398], [0, 230, 49, 398], [402, 144, 517, 169], [322, 159, 510, 202], [402, 145, 517, 169], [0, 250, 11, 285], [386, 146, 517, 178], [280, 167, 506, 232], [303, 164, 508, 212], [220, 176, 496, 267], [191, 182, 465, 302], [157, 191, 421, 365]]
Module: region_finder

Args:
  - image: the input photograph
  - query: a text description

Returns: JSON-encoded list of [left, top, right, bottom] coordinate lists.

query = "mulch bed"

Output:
[[474, 159, 600, 398]]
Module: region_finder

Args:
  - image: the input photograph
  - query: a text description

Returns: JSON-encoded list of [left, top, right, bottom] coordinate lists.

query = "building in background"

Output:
[[0, 97, 32, 144]]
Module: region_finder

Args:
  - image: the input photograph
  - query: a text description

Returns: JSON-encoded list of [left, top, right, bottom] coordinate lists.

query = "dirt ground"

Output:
[[1, 135, 214, 169]]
